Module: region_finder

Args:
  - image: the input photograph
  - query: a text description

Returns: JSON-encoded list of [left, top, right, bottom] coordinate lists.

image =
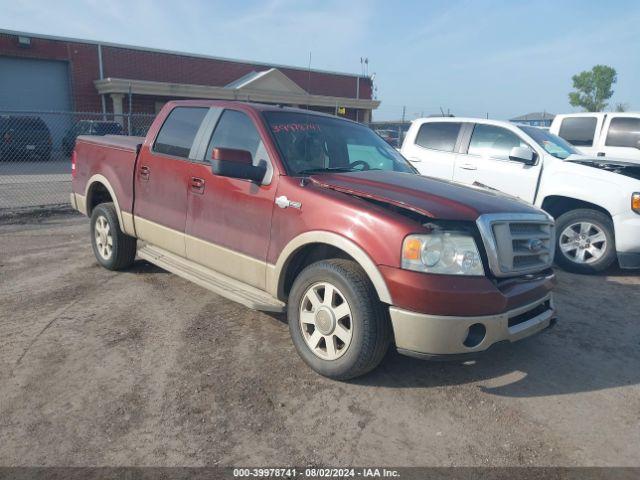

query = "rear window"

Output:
[[153, 107, 208, 158], [414, 122, 461, 152], [558, 117, 597, 147], [605, 117, 640, 148]]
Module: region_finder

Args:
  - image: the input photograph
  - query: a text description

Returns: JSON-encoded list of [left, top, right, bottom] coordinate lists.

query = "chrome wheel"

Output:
[[299, 282, 353, 360], [94, 215, 113, 260], [559, 222, 607, 264]]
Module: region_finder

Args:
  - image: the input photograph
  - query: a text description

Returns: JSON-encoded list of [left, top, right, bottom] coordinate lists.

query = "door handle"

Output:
[[408, 157, 422, 163], [459, 163, 477, 170], [190, 177, 205, 194], [597, 152, 606, 157], [139, 165, 150, 180]]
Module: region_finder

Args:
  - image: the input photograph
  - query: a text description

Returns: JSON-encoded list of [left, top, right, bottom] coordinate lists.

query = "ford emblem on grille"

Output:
[[527, 239, 544, 253]]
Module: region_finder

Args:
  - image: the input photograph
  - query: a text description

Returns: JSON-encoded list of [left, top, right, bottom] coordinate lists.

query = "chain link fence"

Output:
[[0, 111, 155, 211]]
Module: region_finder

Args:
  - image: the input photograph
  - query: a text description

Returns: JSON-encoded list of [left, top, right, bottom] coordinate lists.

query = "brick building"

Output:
[[0, 29, 379, 122]]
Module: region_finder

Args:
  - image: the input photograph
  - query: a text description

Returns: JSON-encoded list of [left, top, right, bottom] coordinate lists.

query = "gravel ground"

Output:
[[1, 212, 639, 467]]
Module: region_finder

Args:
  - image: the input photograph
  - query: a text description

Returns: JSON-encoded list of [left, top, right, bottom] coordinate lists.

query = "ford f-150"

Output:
[[71, 100, 556, 379]]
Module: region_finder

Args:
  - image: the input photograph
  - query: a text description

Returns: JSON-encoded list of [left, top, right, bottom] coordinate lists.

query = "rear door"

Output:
[[599, 115, 640, 161], [133, 106, 209, 256], [184, 108, 278, 290], [401, 121, 462, 180], [453, 123, 541, 202]]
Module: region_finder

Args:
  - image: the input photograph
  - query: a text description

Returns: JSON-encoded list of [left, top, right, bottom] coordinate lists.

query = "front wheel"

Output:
[[90, 202, 137, 270], [288, 259, 391, 380], [554, 209, 616, 274]]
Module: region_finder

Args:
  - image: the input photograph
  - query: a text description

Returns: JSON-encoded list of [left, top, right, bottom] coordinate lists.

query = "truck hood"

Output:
[[565, 155, 640, 180], [308, 171, 542, 222]]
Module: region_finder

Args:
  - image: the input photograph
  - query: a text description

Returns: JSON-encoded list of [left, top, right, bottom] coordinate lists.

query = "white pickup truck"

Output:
[[400, 117, 640, 273], [549, 112, 640, 163]]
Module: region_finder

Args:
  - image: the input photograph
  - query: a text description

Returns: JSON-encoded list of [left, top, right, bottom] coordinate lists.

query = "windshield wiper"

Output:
[[297, 167, 356, 175]]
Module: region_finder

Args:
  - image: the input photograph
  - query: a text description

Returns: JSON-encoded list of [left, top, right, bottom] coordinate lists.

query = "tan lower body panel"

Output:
[[389, 294, 555, 356], [134, 215, 270, 291], [134, 216, 187, 258], [70, 193, 87, 215], [185, 234, 266, 290]]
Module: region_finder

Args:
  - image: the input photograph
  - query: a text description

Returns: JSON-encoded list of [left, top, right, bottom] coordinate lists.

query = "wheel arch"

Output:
[[268, 232, 392, 305], [84, 174, 126, 232], [540, 195, 612, 220]]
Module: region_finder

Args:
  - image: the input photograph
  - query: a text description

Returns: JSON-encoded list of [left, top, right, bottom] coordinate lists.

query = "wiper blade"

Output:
[[297, 167, 355, 175]]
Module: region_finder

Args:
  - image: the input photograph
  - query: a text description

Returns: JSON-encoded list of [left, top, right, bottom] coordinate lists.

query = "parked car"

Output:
[[549, 112, 640, 163], [0, 115, 52, 162], [63, 120, 123, 156], [70, 101, 556, 380], [401, 117, 640, 273], [374, 129, 400, 148]]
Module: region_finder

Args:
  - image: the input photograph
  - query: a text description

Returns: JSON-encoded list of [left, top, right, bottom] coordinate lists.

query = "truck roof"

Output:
[[163, 99, 358, 123]]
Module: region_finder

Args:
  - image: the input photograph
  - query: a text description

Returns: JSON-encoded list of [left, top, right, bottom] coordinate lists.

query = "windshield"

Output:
[[263, 111, 414, 175], [519, 125, 580, 160]]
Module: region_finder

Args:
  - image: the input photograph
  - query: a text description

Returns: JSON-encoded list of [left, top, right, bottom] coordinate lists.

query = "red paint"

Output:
[[73, 100, 554, 317]]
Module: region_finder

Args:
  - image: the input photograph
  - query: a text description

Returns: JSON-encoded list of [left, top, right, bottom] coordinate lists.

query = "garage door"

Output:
[[0, 56, 72, 149]]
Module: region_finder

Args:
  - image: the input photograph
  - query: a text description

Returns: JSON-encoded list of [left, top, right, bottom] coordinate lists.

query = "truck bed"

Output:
[[76, 134, 144, 151], [72, 135, 144, 218]]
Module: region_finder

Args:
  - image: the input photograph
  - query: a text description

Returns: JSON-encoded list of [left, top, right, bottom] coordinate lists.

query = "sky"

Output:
[[2, 0, 639, 121]]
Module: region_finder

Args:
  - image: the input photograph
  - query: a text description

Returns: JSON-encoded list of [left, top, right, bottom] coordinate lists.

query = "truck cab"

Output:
[[550, 112, 640, 163]]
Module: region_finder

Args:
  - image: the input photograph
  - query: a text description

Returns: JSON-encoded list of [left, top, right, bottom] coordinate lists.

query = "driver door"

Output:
[[453, 124, 540, 202]]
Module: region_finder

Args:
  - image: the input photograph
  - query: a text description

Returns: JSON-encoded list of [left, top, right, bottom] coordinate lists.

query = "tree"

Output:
[[568, 65, 617, 112], [614, 102, 629, 112]]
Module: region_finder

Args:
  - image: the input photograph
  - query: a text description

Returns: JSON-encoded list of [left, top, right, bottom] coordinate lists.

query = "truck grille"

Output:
[[476, 213, 555, 277]]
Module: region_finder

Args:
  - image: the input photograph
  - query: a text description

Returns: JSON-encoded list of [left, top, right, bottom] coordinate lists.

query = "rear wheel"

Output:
[[90, 203, 137, 270], [288, 259, 391, 380], [554, 209, 616, 274]]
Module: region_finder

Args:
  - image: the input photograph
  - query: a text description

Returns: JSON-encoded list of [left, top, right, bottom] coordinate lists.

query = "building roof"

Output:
[[509, 112, 555, 122], [0, 28, 364, 80]]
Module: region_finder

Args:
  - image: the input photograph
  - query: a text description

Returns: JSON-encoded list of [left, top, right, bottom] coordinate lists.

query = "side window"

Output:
[[154, 107, 208, 158], [206, 110, 262, 160], [558, 117, 597, 147], [468, 124, 527, 160], [415, 122, 461, 152], [605, 118, 640, 148]]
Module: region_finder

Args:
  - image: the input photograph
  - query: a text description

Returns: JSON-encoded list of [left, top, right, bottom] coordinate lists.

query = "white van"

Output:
[[549, 113, 640, 163]]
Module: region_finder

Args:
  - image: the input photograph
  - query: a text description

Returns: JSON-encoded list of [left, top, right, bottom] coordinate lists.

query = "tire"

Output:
[[554, 208, 616, 274], [288, 259, 391, 380], [90, 202, 137, 271]]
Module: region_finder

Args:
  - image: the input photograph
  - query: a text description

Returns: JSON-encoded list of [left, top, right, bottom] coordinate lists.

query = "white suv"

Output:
[[401, 117, 640, 273], [549, 112, 640, 163]]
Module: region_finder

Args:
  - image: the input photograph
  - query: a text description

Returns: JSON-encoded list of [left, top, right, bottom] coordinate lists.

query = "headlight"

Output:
[[402, 232, 484, 276], [632, 193, 640, 214]]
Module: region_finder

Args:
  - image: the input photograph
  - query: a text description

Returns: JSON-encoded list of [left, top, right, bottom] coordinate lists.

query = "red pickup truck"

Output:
[[70, 100, 556, 379]]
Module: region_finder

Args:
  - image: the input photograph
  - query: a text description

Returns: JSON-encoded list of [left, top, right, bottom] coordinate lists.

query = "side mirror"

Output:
[[211, 147, 266, 183], [509, 146, 536, 165]]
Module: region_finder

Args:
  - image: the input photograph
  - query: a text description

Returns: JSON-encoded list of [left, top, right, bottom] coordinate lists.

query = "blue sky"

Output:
[[2, 0, 639, 120]]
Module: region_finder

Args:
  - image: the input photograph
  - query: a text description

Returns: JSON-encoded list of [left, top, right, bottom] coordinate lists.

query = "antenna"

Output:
[[440, 106, 445, 117], [306, 51, 312, 111]]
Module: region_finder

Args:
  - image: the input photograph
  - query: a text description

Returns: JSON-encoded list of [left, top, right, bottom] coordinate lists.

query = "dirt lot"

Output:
[[1, 212, 639, 467]]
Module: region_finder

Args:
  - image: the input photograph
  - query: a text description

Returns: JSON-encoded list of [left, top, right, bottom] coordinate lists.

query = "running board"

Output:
[[137, 244, 285, 312]]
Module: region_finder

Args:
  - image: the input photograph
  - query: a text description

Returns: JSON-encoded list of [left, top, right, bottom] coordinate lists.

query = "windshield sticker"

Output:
[[271, 123, 321, 134]]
